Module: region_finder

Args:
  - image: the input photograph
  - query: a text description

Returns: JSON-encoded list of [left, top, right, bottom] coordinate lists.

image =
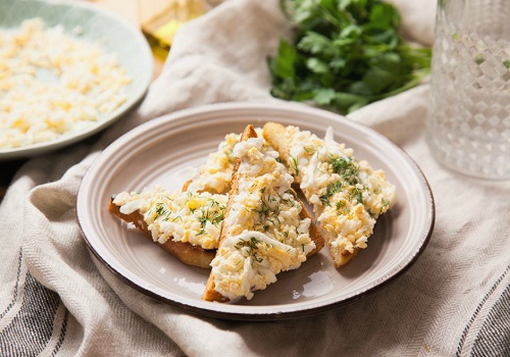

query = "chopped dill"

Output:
[[253, 199, 271, 219], [319, 181, 342, 206], [351, 187, 363, 204], [196, 201, 226, 235], [290, 156, 300, 176], [329, 156, 359, 185], [336, 199, 348, 214], [381, 198, 390, 210], [304, 145, 315, 154], [208, 198, 220, 206], [235, 237, 260, 250], [235, 237, 263, 262], [154, 203, 172, 220]]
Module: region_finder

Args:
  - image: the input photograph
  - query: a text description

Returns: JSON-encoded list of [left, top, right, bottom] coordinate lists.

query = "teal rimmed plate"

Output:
[[0, 0, 153, 160]]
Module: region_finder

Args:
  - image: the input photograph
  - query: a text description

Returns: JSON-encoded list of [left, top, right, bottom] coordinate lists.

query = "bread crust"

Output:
[[203, 125, 324, 302], [108, 199, 215, 269]]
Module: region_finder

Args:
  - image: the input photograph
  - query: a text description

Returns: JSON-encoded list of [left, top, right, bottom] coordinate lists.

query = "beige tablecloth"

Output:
[[1, 0, 509, 356]]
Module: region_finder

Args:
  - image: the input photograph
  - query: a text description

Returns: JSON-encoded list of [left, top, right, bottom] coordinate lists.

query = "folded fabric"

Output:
[[1, 0, 509, 356]]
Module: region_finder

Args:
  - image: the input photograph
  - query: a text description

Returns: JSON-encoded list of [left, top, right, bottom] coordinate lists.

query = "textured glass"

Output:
[[427, 0, 510, 179]]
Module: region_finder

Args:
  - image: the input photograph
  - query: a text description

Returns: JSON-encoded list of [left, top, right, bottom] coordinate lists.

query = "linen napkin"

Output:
[[1, 0, 509, 356]]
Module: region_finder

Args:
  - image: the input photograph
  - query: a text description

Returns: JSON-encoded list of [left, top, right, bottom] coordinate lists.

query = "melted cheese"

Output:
[[210, 137, 315, 301], [284, 126, 395, 265], [113, 186, 227, 250]]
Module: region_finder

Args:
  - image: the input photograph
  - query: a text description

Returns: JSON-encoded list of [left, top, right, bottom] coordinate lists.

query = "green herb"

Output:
[[304, 145, 316, 154], [155, 203, 172, 220], [235, 237, 260, 250], [329, 156, 359, 184], [235, 237, 263, 262], [196, 202, 226, 235], [336, 199, 347, 213], [474, 54, 485, 65], [208, 198, 220, 206], [381, 197, 390, 210], [268, 0, 432, 114], [278, 190, 295, 206], [253, 199, 271, 219], [290, 156, 300, 176], [350, 186, 364, 204], [503, 60, 510, 69], [319, 181, 343, 205]]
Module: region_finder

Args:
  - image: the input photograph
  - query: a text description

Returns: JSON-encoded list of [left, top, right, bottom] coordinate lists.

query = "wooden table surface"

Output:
[[0, 0, 163, 200]]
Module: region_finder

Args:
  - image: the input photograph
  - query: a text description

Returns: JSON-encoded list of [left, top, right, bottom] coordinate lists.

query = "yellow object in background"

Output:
[[141, 0, 207, 60]]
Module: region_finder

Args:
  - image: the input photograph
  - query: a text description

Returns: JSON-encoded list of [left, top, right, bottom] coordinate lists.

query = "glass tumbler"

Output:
[[427, 0, 510, 179]]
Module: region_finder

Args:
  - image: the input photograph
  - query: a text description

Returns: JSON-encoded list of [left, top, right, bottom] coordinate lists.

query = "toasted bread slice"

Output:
[[263, 122, 293, 174], [203, 125, 324, 302], [109, 199, 215, 268], [185, 132, 241, 194], [263, 122, 395, 267], [108, 133, 239, 269]]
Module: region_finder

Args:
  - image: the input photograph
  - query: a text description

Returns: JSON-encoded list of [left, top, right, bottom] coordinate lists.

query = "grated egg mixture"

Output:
[[0, 18, 131, 149], [187, 132, 241, 194], [210, 137, 315, 301], [113, 186, 227, 250], [282, 125, 395, 266]]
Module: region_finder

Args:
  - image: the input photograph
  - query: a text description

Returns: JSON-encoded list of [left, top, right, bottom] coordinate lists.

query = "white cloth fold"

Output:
[[1, 0, 509, 356]]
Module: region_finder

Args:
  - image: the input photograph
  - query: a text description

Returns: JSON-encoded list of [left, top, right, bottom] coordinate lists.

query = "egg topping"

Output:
[[210, 137, 315, 300], [113, 186, 227, 250], [283, 125, 395, 266]]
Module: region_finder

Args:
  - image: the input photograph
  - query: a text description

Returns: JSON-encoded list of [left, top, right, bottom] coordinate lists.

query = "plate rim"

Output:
[[0, 0, 154, 160], [77, 101, 435, 321]]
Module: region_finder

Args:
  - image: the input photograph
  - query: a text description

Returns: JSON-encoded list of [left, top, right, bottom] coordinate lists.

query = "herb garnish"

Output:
[[350, 186, 364, 204], [155, 203, 172, 221], [290, 156, 300, 176], [319, 181, 343, 205], [253, 199, 272, 220], [336, 199, 347, 213], [304, 145, 316, 154], [196, 200, 226, 235], [381, 197, 390, 210], [235, 237, 263, 262], [329, 156, 359, 184], [268, 0, 432, 114]]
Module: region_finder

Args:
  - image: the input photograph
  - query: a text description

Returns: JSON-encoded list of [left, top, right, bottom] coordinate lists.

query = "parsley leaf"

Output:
[[268, 0, 431, 114]]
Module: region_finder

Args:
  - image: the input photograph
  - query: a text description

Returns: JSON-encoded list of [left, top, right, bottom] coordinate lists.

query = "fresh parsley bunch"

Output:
[[268, 0, 431, 114]]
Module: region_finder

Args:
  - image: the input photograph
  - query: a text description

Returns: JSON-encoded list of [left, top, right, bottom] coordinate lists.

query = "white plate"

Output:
[[0, 0, 153, 160], [77, 102, 434, 320]]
